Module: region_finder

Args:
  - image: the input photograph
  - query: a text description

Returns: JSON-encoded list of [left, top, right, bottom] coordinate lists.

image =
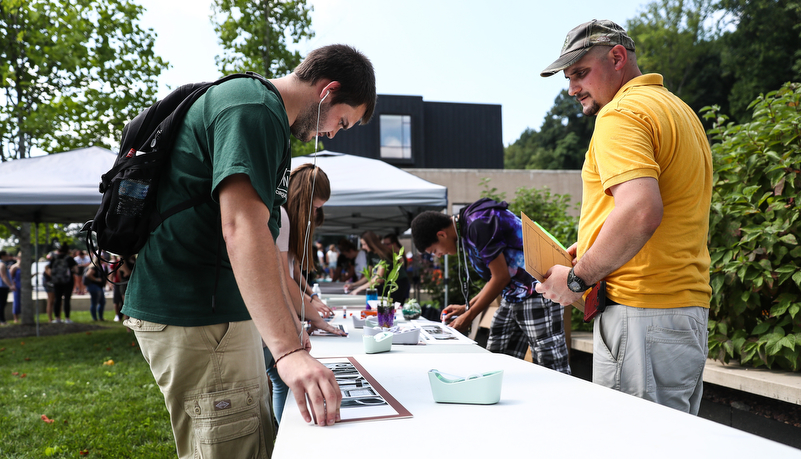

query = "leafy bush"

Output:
[[702, 82, 801, 371]]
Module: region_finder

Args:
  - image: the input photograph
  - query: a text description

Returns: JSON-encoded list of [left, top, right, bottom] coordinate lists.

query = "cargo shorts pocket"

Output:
[[184, 383, 266, 459]]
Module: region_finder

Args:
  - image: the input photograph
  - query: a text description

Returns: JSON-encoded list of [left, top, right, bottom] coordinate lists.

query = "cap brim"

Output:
[[540, 48, 590, 77]]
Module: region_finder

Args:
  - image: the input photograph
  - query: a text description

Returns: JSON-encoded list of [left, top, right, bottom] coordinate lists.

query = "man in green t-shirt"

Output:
[[122, 45, 376, 458]]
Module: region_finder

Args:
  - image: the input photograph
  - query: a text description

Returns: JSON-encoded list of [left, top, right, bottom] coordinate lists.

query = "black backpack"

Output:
[[50, 253, 73, 285], [83, 72, 279, 264]]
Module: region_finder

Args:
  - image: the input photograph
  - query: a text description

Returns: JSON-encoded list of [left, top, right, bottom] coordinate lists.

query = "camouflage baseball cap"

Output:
[[540, 19, 635, 77]]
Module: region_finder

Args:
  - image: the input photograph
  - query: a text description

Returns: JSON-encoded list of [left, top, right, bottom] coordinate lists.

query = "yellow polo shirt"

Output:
[[578, 74, 712, 308]]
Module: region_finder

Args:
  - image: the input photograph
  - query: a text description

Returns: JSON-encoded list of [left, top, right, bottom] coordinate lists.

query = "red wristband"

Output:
[[273, 347, 306, 368]]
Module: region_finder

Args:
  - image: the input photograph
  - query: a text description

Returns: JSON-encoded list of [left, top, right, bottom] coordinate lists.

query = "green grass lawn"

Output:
[[0, 312, 175, 458]]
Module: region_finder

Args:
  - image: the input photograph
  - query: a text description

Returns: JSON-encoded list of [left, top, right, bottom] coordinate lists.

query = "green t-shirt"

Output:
[[123, 78, 291, 326]]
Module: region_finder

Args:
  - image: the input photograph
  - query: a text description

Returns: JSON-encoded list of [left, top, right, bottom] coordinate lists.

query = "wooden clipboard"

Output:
[[521, 212, 585, 311]]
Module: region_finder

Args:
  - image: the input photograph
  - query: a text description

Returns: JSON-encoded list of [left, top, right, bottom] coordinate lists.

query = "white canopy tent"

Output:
[[291, 151, 448, 235], [0, 146, 117, 223], [0, 148, 447, 233], [0, 146, 117, 335]]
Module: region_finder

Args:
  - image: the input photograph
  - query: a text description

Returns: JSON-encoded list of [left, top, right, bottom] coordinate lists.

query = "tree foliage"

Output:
[[1, 0, 166, 326], [717, 0, 801, 121], [210, 0, 319, 156], [504, 90, 594, 170], [0, 0, 167, 161], [507, 0, 801, 169], [626, 0, 728, 113], [703, 82, 801, 371], [210, 0, 314, 78]]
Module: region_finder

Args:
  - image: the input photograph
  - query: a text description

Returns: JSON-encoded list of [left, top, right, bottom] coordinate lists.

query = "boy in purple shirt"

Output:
[[411, 198, 570, 373]]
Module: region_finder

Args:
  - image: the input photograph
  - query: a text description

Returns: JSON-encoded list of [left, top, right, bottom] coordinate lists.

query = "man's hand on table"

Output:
[[276, 350, 342, 426]]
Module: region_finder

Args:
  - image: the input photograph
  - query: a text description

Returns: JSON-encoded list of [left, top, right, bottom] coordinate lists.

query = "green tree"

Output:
[[625, 0, 724, 112], [703, 83, 801, 371], [718, 0, 801, 121], [0, 0, 168, 160], [504, 90, 594, 170], [210, 0, 318, 156], [1, 0, 166, 325]]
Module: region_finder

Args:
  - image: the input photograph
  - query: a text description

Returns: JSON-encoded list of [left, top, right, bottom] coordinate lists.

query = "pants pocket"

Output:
[[184, 384, 267, 459], [592, 313, 621, 389], [646, 326, 705, 392]]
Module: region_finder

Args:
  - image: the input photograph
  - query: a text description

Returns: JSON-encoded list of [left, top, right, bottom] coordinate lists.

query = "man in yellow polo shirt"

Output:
[[536, 19, 712, 414]]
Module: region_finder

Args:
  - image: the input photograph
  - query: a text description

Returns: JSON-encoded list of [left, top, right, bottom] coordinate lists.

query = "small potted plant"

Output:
[[362, 266, 378, 309], [375, 247, 404, 329]]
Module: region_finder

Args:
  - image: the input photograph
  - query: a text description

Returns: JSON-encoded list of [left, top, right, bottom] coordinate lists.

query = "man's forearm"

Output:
[[574, 177, 662, 285], [464, 276, 505, 322], [227, 227, 304, 355]]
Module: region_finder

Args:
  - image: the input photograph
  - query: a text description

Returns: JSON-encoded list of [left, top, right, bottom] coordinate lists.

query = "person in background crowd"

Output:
[[43, 256, 56, 323], [84, 254, 108, 321], [338, 238, 365, 284], [50, 244, 78, 324], [347, 231, 409, 305], [326, 244, 339, 280], [73, 249, 90, 295], [0, 250, 15, 326], [9, 252, 22, 323], [536, 20, 712, 414], [315, 241, 328, 279]]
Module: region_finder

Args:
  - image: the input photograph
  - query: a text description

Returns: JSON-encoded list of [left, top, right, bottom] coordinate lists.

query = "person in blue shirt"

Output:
[[411, 198, 570, 374]]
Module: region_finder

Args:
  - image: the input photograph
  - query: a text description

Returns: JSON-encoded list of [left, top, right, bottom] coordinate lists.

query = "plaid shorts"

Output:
[[487, 294, 571, 374]]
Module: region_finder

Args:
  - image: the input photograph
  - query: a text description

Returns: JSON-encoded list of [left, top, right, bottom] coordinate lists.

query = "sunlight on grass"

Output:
[[0, 323, 175, 458]]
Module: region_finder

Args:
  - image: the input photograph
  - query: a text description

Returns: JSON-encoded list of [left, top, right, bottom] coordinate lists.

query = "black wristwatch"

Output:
[[567, 267, 594, 293]]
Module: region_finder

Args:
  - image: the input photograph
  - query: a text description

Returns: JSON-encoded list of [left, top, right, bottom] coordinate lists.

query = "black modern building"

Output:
[[322, 94, 503, 169]]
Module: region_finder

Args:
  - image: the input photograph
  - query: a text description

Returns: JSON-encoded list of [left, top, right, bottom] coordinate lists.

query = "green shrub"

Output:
[[703, 82, 801, 371]]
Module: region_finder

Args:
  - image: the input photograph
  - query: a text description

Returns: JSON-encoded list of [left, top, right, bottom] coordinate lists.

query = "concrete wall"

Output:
[[405, 169, 583, 216]]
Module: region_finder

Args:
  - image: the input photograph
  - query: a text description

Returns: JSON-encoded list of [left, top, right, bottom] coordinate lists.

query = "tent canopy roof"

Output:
[[0, 148, 448, 236], [291, 151, 447, 235], [0, 147, 116, 223]]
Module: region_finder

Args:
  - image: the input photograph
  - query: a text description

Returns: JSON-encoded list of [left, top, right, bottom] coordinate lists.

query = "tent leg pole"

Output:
[[35, 223, 40, 338]]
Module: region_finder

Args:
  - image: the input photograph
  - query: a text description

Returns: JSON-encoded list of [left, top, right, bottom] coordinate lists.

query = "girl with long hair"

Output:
[[264, 163, 344, 425]]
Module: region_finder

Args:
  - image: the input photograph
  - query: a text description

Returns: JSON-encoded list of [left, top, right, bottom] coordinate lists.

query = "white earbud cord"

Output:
[[297, 90, 329, 344]]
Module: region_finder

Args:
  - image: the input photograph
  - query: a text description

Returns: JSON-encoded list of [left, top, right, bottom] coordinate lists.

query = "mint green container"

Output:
[[427, 369, 503, 405]]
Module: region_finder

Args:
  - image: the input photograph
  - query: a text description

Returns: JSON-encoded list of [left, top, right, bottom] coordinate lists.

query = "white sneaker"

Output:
[[113, 315, 120, 322], [64, 319, 73, 324], [51, 319, 61, 323]]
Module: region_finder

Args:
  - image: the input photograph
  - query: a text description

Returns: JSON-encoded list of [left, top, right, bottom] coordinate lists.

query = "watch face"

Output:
[[568, 269, 586, 292]]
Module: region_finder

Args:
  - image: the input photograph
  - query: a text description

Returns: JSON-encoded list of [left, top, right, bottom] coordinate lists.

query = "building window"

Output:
[[380, 114, 412, 159]]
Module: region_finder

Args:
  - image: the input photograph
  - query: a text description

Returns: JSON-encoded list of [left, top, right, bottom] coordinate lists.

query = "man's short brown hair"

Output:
[[295, 44, 377, 124]]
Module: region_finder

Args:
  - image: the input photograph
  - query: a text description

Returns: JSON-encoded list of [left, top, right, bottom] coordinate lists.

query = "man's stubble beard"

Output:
[[291, 100, 331, 143]]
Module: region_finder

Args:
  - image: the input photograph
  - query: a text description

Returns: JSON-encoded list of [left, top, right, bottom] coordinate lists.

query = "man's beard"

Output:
[[291, 100, 331, 143], [577, 94, 600, 116]]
